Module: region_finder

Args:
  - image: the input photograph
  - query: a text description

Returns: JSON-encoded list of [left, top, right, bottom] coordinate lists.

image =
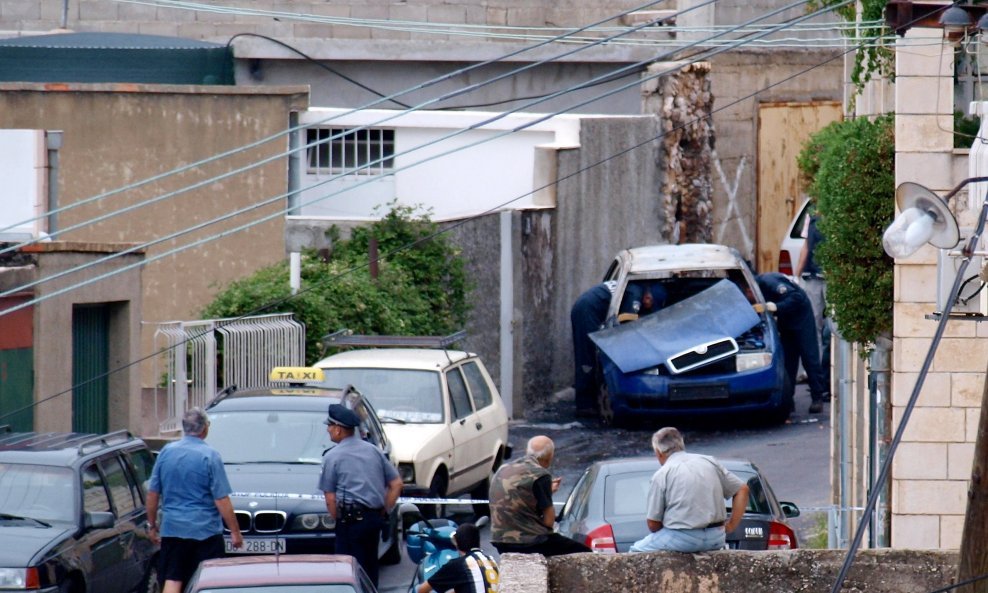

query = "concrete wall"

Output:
[[498, 549, 959, 593], [0, 242, 145, 433], [707, 48, 845, 262], [0, 83, 308, 391]]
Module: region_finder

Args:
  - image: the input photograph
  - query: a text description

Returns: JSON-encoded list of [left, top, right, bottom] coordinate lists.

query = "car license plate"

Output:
[[226, 537, 286, 554], [669, 384, 729, 401]]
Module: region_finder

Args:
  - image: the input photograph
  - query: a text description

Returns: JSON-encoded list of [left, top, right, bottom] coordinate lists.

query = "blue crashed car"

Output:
[[588, 244, 789, 426]]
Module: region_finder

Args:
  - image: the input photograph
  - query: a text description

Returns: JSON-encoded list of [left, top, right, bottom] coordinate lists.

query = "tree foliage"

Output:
[[203, 203, 469, 364], [797, 114, 895, 350]]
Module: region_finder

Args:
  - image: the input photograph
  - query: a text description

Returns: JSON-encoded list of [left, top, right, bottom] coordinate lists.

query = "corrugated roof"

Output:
[[0, 31, 225, 50]]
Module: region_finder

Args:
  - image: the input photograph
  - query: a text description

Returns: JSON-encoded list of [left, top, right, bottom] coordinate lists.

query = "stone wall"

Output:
[[499, 549, 960, 593]]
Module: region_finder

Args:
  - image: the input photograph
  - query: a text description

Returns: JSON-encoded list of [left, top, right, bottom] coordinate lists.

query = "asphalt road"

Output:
[[378, 383, 831, 592]]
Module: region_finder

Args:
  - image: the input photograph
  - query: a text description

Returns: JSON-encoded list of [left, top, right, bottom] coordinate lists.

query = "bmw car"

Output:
[[203, 367, 401, 564], [556, 456, 799, 553], [588, 244, 789, 426]]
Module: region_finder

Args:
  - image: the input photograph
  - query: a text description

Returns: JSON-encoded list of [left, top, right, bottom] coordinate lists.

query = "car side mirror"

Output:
[[475, 516, 490, 529], [85, 511, 115, 530], [779, 501, 800, 518]]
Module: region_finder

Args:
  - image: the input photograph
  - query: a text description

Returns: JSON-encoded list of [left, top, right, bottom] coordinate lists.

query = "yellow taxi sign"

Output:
[[269, 367, 325, 383]]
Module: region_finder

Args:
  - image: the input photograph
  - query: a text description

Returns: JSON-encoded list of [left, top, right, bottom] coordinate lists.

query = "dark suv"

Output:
[[203, 367, 401, 564], [0, 428, 158, 593]]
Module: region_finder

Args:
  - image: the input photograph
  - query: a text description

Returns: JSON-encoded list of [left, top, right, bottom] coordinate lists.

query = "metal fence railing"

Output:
[[150, 313, 305, 435]]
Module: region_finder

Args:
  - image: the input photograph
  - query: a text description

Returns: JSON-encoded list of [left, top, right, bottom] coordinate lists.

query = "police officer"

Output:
[[756, 272, 828, 414], [318, 404, 403, 587]]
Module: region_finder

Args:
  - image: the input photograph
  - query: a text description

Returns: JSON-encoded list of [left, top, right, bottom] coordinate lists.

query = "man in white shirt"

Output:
[[630, 427, 750, 553]]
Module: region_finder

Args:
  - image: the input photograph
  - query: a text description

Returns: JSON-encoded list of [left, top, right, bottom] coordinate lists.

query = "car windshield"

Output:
[[207, 411, 333, 464], [604, 468, 770, 518], [198, 586, 356, 593], [320, 368, 444, 424], [0, 463, 75, 523]]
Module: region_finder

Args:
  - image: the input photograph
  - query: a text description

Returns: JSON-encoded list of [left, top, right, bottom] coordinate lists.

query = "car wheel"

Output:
[[380, 515, 402, 565], [767, 374, 795, 425], [470, 451, 502, 518], [140, 562, 161, 593], [597, 382, 625, 427], [423, 472, 448, 519]]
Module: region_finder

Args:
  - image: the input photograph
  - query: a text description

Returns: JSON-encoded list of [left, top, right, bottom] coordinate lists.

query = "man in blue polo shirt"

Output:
[[147, 407, 243, 593]]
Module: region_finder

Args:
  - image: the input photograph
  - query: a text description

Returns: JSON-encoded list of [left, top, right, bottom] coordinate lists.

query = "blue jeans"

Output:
[[629, 527, 726, 553]]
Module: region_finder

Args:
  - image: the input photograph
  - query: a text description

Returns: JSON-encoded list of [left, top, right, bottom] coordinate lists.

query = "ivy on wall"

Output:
[[797, 114, 895, 350], [203, 203, 469, 364], [808, 0, 895, 95]]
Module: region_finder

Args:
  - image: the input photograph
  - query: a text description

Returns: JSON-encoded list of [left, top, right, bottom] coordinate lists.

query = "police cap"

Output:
[[324, 403, 360, 428]]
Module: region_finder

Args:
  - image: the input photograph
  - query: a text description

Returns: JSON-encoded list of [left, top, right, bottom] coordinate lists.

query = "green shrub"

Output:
[[797, 114, 895, 350], [203, 204, 469, 364]]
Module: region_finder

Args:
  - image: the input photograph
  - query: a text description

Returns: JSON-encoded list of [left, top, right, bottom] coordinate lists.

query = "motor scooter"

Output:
[[400, 503, 490, 593]]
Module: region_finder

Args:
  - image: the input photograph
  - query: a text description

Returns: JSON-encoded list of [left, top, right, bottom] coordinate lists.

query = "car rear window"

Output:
[[0, 463, 74, 523], [321, 368, 444, 424], [604, 468, 771, 518]]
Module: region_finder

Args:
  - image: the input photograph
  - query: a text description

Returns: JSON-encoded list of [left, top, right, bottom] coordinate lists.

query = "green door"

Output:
[[73, 305, 109, 434], [0, 348, 34, 431]]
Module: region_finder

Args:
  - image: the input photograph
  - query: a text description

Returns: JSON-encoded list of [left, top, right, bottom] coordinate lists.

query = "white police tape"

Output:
[[231, 492, 566, 506]]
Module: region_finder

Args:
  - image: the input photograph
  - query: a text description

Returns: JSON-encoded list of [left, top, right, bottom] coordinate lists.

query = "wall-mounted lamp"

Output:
[[941, 3, 975, 43], [882, 182, 960, 258]]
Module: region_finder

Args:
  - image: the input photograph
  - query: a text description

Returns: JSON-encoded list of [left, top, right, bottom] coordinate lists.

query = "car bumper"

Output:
[[602, 359, 785, 416]]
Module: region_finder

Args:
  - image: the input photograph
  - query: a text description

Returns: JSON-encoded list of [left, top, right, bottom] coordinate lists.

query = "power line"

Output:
[[0, 0, 682, 250], [0, 0, 850, 314], [1, 0, 861, 424]]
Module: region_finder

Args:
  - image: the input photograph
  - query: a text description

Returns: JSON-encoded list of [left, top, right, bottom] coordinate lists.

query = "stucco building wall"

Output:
[[0, 83, 308, 388]]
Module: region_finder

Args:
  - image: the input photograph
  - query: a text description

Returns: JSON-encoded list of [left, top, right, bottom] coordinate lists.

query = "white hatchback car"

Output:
[[314, 340, 511, 516], [778, 198, 811, 275]]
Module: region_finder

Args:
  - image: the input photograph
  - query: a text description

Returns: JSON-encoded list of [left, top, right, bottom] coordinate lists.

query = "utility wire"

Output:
[[0, 0, 862, 424], [0, 0, 679, 243], [0, 0, 830, 308]]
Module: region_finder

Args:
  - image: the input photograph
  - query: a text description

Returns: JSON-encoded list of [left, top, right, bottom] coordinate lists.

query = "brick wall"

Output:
[[891, 27, 978, 550]]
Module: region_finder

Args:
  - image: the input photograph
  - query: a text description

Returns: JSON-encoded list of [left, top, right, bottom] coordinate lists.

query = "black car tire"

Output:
[[422, 472, 447, 519], [766, 374, 795, 425], [597, 382, 625, 427], [138, 559, 160, 593], [380, 516, 402, 565]]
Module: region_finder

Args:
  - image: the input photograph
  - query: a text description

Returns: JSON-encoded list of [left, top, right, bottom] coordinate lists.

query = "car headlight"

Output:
[[291, 513, 335, 531], [0, 567, 38, 589], [398, 463, 416, 484], [736, 352, 772, 372]]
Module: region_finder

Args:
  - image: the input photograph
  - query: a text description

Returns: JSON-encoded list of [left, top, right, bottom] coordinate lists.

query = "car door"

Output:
[[460, 360, 504, 475], [77, 462, 130, 593], [444, 365, 486, 494], [99, 454, 149, 592]]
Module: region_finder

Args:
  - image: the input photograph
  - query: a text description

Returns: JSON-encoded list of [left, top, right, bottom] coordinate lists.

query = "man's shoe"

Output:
[[808, 401, 823, 414]]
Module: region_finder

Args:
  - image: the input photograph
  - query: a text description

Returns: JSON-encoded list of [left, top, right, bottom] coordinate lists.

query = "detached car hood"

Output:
[[0, 523, 74, 565], [590, 279, 760, 374], [383, 423, 451, 463], [226, 463, 323, 501]]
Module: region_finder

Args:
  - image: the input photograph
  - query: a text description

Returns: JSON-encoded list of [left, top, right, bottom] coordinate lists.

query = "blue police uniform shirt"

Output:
[[148, 436, 233, 540], [318, 435, 399, 509]]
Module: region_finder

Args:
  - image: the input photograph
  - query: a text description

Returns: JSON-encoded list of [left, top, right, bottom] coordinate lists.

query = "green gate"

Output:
[[72, 305, 109, 434], [0, 348, 34, 431]]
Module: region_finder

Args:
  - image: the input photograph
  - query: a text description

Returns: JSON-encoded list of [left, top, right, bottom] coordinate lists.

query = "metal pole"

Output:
[[838, 335, 852, 549], [830, 182, 988, 593]]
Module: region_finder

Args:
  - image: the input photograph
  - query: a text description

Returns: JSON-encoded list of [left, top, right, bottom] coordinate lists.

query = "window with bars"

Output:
[[306, 127, 395, 176]]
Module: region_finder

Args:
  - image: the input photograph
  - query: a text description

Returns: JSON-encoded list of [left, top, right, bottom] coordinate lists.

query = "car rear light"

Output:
[[779, 251, 793, 275], [585, 524, 618, 554], [767, 521, 797, 550]]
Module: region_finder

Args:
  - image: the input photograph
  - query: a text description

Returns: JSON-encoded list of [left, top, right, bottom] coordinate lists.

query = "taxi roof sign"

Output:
[[269, 367, 324, 383]]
